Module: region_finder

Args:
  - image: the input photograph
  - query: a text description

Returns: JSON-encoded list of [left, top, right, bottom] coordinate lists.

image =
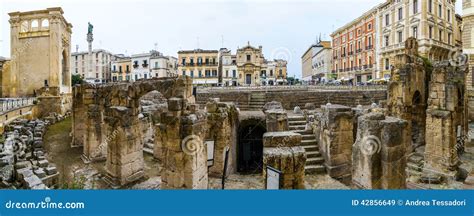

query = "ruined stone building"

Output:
[[4, 8, 73, 117]]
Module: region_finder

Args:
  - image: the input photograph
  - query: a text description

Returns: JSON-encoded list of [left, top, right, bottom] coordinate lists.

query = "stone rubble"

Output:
[[0, 112, 66, 189]]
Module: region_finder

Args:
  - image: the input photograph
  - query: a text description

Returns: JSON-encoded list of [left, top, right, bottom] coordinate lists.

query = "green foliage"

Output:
[[287, 77, 300, 85], [418, 55, 433, 74], [61, 176, 87, 189], [71, 74, 84, 86]]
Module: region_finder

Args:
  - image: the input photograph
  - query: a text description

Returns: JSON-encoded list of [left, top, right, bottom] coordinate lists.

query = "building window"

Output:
[[190, 70, 194, 78], [368, 23, 372, 30], [385, 14, 390, 26], [31, 20, 39, 31], [398, 31, 403, 43], [232, 70, 236, 78], [385, 58, 390, 70], [438, 4, 442, 17], [384, 35, 389, 47], [439, 30, 443, 42], [398, 8, 403, 20], [182, 58, 186, 65], [413, 0, 418, 14], [448, 33, 452, 45], [182, 70, 186, 76], [198, 70, 202, 77], [412, 26, 418, 38], [447, 9, 451, 22], [429, 0, 432, 13], [429, 26, 433, 39], [246, 55, 251, 62]]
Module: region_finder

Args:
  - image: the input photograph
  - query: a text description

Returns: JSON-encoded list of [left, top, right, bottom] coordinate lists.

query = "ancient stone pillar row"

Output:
[[262, 131, 305, 189], [103, 106, 144, 187], [319, 104, 353, 183], [352, 112, 408, 189], [265, 110, 288, 132], [206, 98, 238, 177], [160, 98, 209, 189]]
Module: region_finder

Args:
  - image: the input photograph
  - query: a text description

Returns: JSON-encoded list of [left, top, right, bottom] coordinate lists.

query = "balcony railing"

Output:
[[0, 98, 35, 113]]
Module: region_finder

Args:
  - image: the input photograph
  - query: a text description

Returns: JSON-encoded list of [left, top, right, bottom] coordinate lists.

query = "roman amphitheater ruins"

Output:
[[0, 8, 474, 190]]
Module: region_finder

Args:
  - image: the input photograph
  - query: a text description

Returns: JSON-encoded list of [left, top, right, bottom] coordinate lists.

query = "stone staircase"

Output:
[[240, 92, 266, 110], [288, 115, 325, 174], [406, 152, 424, 178]]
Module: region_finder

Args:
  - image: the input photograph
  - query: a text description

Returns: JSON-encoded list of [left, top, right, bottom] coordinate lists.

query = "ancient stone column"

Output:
[[265, 110, 288, 132], [72, 85, 86, 148], [319, 104, 353, 182], [262, 131, 306, 189], [160, 98, 209, 189], [81, 104, 106, 162], [206, 99, 238, 177], [352, 112, 408, 189], [423, 62, 468, 181], [103, 106, 144, 187]]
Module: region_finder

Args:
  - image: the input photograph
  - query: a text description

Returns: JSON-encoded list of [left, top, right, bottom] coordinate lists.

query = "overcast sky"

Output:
[[0, 0, 463, 78]]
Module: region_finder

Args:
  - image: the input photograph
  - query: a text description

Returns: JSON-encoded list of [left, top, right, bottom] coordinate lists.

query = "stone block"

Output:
[[45, 166, 57, 175], [24, 175, 43, 188], [263, 132, 301, 148]]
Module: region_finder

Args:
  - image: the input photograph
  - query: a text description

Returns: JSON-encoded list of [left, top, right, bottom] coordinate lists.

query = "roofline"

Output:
[[330, 2, 386, 37]]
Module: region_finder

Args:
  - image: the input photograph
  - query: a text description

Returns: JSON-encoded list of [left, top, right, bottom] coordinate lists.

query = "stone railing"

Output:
[[0, 98, 35, 113], [197, 85, 387, 92]]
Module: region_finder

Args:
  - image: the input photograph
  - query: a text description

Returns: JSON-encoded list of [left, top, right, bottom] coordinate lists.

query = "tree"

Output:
[[72, 74, 84, 85]]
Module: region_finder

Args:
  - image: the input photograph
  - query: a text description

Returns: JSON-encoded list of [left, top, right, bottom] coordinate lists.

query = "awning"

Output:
[[193, 79, 218, 84]]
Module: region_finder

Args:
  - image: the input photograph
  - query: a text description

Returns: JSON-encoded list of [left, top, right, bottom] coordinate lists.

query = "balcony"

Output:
[[133, 64, 139, 68], [366, 45, 373, 50], [142, 63, 149, 68]]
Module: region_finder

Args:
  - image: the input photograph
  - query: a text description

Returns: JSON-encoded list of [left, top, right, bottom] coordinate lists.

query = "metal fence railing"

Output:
[[0, 98, 35, 113]]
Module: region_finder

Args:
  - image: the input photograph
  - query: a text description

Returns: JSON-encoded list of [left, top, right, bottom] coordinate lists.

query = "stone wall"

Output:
[[72, 77, 195, 187], [196, 89, 387, 110]]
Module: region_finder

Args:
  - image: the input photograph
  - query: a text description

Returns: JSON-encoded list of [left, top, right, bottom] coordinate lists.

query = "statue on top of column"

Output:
[[88, 22, 93, 34]]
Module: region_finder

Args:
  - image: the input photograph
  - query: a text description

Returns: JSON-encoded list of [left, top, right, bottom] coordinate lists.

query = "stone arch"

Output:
[[41, 19, 49, 29], [20, 20, 29, 32], [73, 77, 194, 187], [237, 119, 266, 173], [31, 19, 39, 31]]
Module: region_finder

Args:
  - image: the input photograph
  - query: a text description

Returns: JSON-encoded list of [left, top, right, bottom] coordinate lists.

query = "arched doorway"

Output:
[[411, 90, 425, 149], [238, 120, 266, 173]]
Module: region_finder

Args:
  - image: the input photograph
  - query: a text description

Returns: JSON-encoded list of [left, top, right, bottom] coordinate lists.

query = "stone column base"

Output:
[[103, 171, 144, 189]]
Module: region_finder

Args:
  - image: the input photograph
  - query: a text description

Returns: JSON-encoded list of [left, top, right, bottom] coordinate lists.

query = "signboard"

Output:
[[205, 140, 215, 167], [266, 166, 282, 190]]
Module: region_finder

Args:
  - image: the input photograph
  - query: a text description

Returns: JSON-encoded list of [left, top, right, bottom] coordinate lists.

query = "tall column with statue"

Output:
[[87, 22, 94, 83]]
